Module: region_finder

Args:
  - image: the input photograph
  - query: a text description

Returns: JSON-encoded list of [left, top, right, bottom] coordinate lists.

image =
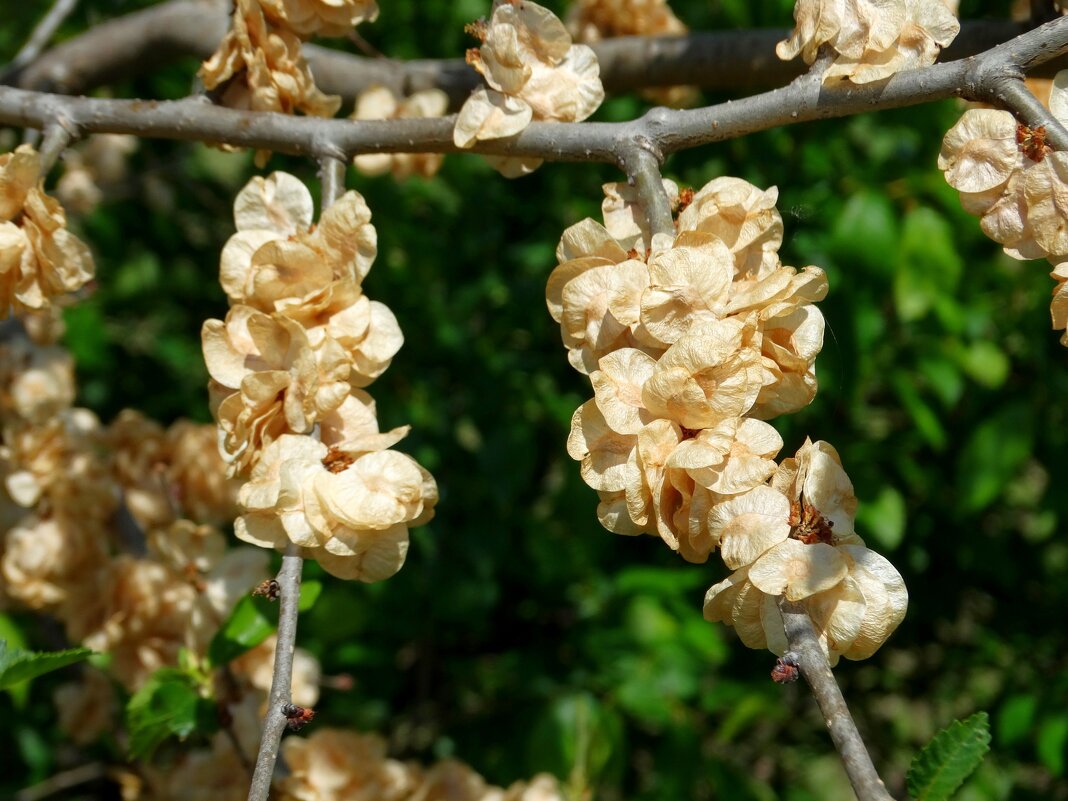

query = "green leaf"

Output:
[[954, 341, 1010, 390], [0, 618, 29, 707], [956, 404, 1034, 512], [891, 371, 947, 450], [126, 668, 214, 760], [0, 640, 93, 689], [207, 595, 275, 667], [996, 695, 1037, 747], [298, 580, 323, 612], [894, 207, 963, 322], [907, 712, 991, 801], [528, 693, 624, 796], [830, 190, 900, 276], [856, 485, 906, 550], [1037, 716, 1068, 776]]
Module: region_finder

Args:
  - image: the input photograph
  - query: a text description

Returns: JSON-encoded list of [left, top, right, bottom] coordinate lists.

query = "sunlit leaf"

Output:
[[0, 640, 93, 690], [907, 712, 991, 801]]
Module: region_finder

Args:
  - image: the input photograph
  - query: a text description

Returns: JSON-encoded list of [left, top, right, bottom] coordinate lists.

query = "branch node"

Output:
[[620, 145, 674, 239], [37, 121, 75, 173]]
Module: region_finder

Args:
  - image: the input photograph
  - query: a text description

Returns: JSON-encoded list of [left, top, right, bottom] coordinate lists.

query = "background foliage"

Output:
[[2, 0, 1066, 799]]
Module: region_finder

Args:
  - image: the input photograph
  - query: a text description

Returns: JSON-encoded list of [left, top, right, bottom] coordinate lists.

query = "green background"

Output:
[[3, 1, 1067, 799]]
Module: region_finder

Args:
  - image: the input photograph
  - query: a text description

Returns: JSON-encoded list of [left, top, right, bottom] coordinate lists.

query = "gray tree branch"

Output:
[[3, 16, 1068, 168], [2, 0, 1032, 102], [623, 146, 674, 239], [1, 0, 81, 83], [778, 598, 894, 801]]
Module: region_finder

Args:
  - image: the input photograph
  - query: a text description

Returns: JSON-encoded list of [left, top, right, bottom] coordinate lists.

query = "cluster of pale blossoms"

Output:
[[352, 86, 450, 180], [776, 0, 960, 84], [55, 134, 138, 214], [202, 171, 437, 581], [565, 0, 696, 107], [454, 0, 605, 177], [275, 729, 565, 801], [566, 0, 686, 41], [0, 147, 300, 773], [199, 0, 344, 120], [549, 177, 906, 662], [937, 72, 1068, 344], [0, 145, 95, 316], [198, 0, 378, 160]]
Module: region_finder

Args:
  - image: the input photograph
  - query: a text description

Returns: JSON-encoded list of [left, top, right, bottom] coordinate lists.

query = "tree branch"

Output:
[[15, 762, 105, 801], [318, 154, 347, 206], [2, 16, 1068, 166], [778, 598, 894, 801], [1, 0, 81, 84], [4, 0, 1032, 101], [246, 544, 303, 801], [621, 145, 674, 239], [36, 121, 72, 172]]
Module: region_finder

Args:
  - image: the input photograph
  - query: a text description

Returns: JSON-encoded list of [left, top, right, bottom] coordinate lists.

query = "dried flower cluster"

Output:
[[566, 0, 686, 41], [548, 176, 906, 661], [776, 0, 960, 84], [0, 319, 265, 697], [937, 72, 1068, 344], [276, 728, 565, 801], [352, 86, 450, 180], [258, 0, 378, 38], [702, 439, 907, 664], [203, 172, 438, 581], [454, 0, 605, 177], [198, 0, 341, 119], [55, 134, 138, 215], [565, 0, 696, 106], [0, 145, 95, 317]]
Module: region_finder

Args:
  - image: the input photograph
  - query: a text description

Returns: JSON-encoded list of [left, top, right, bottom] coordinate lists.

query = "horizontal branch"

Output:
[[4, 0, 1034, 105], [2, 16, 1068, 166]]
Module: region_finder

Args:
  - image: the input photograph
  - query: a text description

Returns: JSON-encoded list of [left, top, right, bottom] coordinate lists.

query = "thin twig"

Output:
[[621, 145, 674, 239], [36, 122, 73, 173], [778, 598, 894, 801], [246, 544, 303, 801], [1, 0, 80, 83], [3, 17, 1068, 165], [15, 762, 105, 801], [245, 167, 345, 801], [977, 74, 1068, 149], [318, 154, 347, 207]]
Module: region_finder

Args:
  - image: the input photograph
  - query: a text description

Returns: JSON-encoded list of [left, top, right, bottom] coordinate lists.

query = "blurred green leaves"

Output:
[[125, 667, 216, 760]]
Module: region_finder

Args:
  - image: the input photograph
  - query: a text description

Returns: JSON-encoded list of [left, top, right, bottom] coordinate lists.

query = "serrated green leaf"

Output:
[[0, 618, 29, 707], [0, 640, 93, 689], [126, 668, 212, 760], [907, 712, 991, 801], [207, 595, 275, 667]]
